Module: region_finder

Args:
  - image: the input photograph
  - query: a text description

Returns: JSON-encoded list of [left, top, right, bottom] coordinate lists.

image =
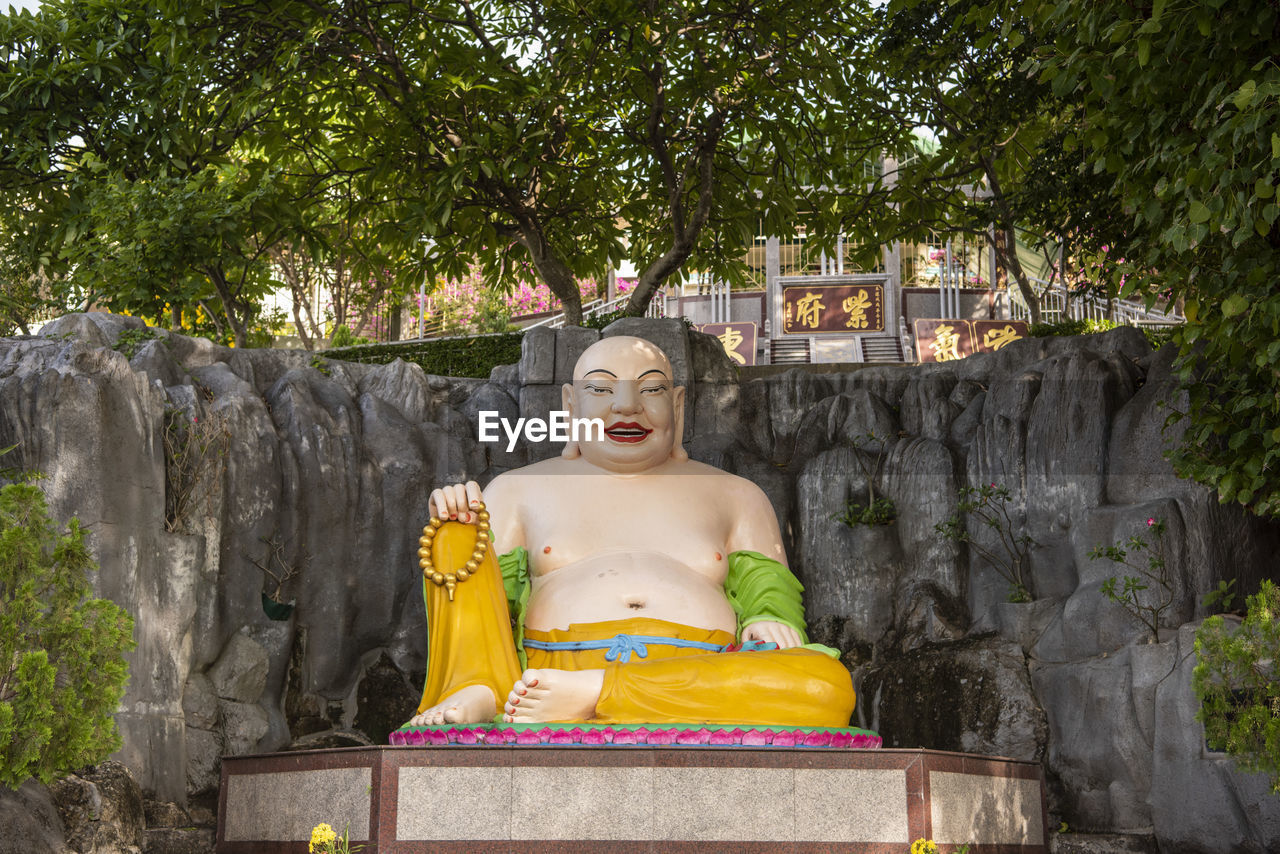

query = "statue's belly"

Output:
[[524, 551, 738, 635]]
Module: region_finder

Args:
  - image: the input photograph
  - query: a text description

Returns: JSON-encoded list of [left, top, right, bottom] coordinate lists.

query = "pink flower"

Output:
[[1146, 518, 1155, 526]]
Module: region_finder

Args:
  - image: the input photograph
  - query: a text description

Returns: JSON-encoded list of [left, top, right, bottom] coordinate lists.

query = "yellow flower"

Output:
[[309, 822, 337, 853], [911, 840, 938, 854]]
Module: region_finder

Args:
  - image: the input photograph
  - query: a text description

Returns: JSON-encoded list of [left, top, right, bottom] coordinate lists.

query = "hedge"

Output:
[[320, 331, 524, 379]]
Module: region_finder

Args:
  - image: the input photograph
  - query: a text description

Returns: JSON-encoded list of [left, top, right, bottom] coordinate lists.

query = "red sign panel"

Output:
[[913, 319, 1030, 362], [973, 320, 1030, 353], [696, 322, 757, 366], [781, 284, 885, 334], [914, 319, 977, 363]]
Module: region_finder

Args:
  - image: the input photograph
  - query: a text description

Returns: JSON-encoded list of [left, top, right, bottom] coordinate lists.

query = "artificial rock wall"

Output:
[[1, 313, 1278, 853]]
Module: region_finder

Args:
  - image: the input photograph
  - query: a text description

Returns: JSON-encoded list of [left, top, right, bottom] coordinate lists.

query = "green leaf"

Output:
[[1222, 294, 1249, 317], [1189, 200, 1211, 223], [1137, 38, 1150, 67], [1234, 79, 1257, 111]]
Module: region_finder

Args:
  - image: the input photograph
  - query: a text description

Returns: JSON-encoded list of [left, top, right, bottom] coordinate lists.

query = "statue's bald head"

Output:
[[562, 335, 687, 469], [571, 335, 673, 382]]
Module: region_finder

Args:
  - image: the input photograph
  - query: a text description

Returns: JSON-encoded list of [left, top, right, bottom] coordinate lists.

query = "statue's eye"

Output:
[[585, 384, 611, 394], [640, 385, 667, 394]]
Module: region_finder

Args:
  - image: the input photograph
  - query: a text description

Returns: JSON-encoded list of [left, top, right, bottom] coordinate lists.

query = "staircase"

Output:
[[769, 338, 811, 364], [860, 337, 905, 362]]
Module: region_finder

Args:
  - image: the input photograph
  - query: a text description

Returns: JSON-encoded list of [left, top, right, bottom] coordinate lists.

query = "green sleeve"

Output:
[[724, 550, 839, 658], [497, 545, 530, 669]]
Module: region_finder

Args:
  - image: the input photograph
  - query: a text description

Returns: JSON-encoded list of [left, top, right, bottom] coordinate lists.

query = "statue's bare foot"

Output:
[[406, 684, 496, 727], [502, 669, 604, 723]]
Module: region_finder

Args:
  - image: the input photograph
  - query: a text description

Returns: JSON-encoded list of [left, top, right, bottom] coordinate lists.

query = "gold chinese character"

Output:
[[842, 290, 873, 329], [795, 292, 825, 329], [982, 325, 1022, 351], [931, 323, 962, 362], [717, 327, 747, 365]]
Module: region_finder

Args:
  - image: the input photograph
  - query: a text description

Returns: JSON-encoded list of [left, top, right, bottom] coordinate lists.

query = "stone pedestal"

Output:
[[218, 746, 1047, 852]]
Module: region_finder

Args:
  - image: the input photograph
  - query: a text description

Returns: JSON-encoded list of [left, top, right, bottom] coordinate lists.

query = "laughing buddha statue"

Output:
[[407, 335, 855, 728]]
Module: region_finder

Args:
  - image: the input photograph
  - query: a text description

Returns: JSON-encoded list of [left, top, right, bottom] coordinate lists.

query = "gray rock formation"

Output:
[[49, 762, 146, 854], [2, 313, 1278, 852], [0, 780, 69, 854]]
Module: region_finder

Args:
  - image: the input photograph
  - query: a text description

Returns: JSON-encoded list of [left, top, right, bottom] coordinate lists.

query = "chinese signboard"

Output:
[[973, 321, 1029, 352], [695, 322, 757, 366], [781, 284, 885, 334], [913, 319, 1029, 363]]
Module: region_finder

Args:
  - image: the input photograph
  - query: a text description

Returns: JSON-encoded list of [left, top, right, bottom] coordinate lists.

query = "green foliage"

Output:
[[1028, 318, 1118, 338], [1090, 518, 1174, 645], [2, 0, 898, 328], [1203, 579, 1239, 615], [1018, 1, 1280, 517], [322, 332, 524, 380], [582, 310, 630, 331], [328, 326, 370, 350], [834, 497, 898, 527], [113, 328, 163, 360], [1194, 580, 1280, 791], [836, 432, 897, 528], [1027, 318, 1174, 352], [867, 0, 1116, 325], [0, 480, 135, 788], [937, 484, 1034, 603]]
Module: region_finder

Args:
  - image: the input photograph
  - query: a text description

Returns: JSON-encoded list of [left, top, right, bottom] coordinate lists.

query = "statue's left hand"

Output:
[[742, 620, 803, 650]]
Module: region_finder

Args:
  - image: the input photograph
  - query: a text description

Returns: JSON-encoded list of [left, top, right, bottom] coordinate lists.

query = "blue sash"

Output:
[[522, 633, 777, 664]]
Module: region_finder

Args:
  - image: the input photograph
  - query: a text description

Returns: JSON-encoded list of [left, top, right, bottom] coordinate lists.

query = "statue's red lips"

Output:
[[604, 421, 652, 443]]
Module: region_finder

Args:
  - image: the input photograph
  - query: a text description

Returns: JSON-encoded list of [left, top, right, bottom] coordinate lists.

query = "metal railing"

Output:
[[524, 291, 667, 330], [1008, 277, 1183, 328]]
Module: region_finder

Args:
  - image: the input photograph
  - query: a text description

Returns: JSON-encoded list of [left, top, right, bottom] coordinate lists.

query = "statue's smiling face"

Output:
[[565, 337, 685, 473]]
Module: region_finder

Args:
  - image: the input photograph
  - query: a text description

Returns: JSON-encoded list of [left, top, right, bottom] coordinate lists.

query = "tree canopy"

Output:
[[1, 0, 898, 331], [1028, 0, 1280, 517]]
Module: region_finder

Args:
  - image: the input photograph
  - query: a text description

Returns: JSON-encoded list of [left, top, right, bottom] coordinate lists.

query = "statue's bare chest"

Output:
[[516, 477, 731, 578]]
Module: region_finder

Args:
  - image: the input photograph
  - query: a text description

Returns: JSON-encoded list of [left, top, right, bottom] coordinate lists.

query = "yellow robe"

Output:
[[415, 522, 855, 728]]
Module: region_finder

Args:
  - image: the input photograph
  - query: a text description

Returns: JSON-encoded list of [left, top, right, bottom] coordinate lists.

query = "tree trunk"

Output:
[[996, 226, 1040, 326], [205, 266, 250, 348], [292, 301, 313, 351], [518, 227, 582, 326]]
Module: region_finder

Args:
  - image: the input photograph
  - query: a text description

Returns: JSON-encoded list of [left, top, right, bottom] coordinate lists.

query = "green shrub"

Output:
[[0, 480, 135, 788], [1194, 580, 1280, 791], [834, 497, 897, 527], [1090, 518, 1174, 645], [112, 327, 162, 360], [1027, 317, 1174, 351], [329, 325, 371, 349], [321, 331, 523, 379], [1027, 318, 1118, 338], [937, 483, 1035, 603]]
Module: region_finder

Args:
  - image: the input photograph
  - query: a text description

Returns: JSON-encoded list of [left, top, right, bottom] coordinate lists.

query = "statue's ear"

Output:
[[560, 381, 580, 459], [671, 385, 688, 461]]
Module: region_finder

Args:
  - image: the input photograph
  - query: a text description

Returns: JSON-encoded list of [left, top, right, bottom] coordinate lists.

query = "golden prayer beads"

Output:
[[418, 504, 490, 601]]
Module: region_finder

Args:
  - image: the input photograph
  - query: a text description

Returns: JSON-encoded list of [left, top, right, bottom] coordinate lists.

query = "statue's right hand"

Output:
[[430, 481, 483, 524]]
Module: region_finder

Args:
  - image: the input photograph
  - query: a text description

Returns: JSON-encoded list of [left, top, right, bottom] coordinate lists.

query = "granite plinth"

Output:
[[218, 746, 1047, 853]]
